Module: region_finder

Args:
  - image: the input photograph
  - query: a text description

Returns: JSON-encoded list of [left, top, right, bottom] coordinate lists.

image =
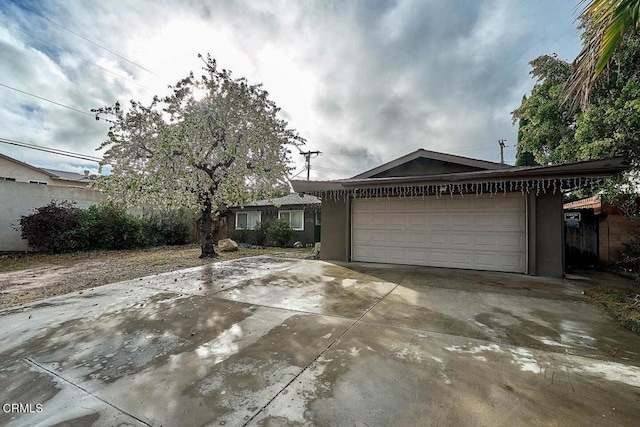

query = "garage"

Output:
[[351, 194, 526, 273], [291, 149, 628, 277]]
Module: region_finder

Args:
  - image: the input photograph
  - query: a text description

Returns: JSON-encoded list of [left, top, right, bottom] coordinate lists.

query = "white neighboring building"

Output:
[[0, 153, 105, 251], [0, 152, 95, 187]]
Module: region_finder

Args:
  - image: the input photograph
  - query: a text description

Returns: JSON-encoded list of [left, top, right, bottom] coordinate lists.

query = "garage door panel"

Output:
[[474, 216, 496, 228], [430, 214, 449, 228], [389, 215, 406, 227], [498, 233, 525, 248], [475, 234, 496, 248], [451, 233, 472, 246], [429, 233, 449, 246], [475, 253, 497, 268], [407, 214, 426, 227], [429, 251, 449, 265], [352, 194, 526, 273], [451, 214, 474, 230]]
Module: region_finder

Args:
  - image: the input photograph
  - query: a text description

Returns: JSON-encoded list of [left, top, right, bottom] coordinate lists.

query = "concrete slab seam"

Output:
[[242, 281, 401, 426], [206, 294, 362, 321], [23, 357, 152, 426]]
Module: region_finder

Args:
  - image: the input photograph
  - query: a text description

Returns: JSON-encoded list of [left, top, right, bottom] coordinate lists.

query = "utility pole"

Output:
[[498, 139, 507, 164], [300, 150, 321, 180]]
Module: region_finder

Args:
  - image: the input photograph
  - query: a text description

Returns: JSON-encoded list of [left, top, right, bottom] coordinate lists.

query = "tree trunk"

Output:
[[199, 201, 218, 258]]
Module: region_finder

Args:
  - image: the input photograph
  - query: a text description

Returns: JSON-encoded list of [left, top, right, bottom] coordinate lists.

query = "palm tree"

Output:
[[565, 0, 640, 107]]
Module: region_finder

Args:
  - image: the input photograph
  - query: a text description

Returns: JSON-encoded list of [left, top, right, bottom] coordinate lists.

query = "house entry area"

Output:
[[351, 193, 526, 273]]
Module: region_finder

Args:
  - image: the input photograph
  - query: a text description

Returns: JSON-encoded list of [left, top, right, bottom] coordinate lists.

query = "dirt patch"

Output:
[[0, 245, 312, 310]]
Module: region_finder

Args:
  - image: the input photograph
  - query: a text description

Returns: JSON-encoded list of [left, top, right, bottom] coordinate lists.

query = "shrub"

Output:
[[253, 220, 272, 246], [146, 208, 194, 246], [18, 201, 195, 252], [230, 229, 250, 244], [268, 219, 295, 247], [18, 200, 84, 253], [79, 202, 153, 250]]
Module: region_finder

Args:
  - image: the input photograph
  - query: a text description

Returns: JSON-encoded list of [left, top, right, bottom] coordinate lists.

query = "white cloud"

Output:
[[0, 0, 581, 179]]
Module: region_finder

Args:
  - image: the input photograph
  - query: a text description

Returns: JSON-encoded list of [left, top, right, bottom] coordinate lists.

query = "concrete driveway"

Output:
[[1, 257, 639, 426]]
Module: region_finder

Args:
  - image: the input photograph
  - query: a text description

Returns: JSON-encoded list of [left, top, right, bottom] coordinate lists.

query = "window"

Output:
[[0, 177, 16, 181], [315, 210, 321, 226], [279, 210, 304, 231], [235, 211, 261, 230], [28, 180, 48, 185]]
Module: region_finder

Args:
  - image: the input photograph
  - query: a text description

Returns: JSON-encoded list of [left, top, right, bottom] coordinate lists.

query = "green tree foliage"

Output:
[[94, 54, 304, 258], [513, 32, 640, 167], [512, 55, 579, 165]]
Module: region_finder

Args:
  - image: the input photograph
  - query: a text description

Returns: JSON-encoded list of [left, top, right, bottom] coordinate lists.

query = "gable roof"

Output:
[[234, 193, 321, 208], [351, 148, 511, 179]]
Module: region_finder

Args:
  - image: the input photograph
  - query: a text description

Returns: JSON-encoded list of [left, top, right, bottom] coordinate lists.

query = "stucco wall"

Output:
[[0, 181, 106, 251], [534, 192, 565, 278], [319, 199, 349, 261]]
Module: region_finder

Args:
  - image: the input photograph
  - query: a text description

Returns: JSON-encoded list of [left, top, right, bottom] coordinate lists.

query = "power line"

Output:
[[0, 137, 103, 162], [0, 82, 95, 118], [288, 168, 307, 179], [11, 0, 159, 77], [0, 18, 150, 91]]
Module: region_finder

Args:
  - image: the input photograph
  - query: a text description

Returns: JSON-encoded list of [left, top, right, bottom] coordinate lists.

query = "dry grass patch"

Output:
[[585, 285, 640, 334]]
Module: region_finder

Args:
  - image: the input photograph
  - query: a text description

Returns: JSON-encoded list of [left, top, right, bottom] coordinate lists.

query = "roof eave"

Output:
[[291, 157, 629, 193]]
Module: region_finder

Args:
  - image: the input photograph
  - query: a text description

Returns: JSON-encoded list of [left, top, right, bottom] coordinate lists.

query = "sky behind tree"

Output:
[[0, 0, 582, 179]]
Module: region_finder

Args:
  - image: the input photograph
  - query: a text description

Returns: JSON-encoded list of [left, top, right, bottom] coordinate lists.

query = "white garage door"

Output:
[[351, 194, 526, 273]]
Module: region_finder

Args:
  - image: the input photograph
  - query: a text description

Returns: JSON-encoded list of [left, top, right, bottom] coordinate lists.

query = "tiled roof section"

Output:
[[240, 193, 321, 207], [42, 169, 92, 183]]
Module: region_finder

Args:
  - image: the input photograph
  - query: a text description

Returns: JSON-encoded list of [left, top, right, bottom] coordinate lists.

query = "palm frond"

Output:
[[565, 0, 640, 108]]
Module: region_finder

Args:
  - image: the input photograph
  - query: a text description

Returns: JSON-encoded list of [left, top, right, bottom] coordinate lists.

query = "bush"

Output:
[[18, 201, 194, 253], [18, 201, 84, 253], [268, 219, 295, 247], [230, 229, 250, 244], [79, 202, 153, 250], [146, 208, 194, 246], [253, 220, 272, 246]]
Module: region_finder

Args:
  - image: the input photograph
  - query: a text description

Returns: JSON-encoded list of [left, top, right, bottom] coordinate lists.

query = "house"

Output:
[[0, 152, 104, 251], [291, 149, 628, 278], [564, 195, 638, 265], [0, 152, 95, 187], [226, 193, 321, 246]]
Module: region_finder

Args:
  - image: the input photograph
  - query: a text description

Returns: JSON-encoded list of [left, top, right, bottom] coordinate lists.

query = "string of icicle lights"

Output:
[[309, 176, 607, 201]]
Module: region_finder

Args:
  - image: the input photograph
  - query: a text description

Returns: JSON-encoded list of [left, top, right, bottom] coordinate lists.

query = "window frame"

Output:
[[278, 210, 304, 231], [235, 211, 262, 230]]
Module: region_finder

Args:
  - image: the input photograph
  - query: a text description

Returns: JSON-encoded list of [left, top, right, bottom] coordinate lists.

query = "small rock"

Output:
[[217, 238, 239, 252]]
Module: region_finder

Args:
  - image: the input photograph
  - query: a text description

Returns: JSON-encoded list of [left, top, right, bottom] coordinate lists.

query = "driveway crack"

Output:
[[23, 357, 151, 426], [243, 281, 401, 426]]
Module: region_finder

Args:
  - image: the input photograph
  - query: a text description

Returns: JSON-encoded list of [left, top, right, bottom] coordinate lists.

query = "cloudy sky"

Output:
[[0, 0, 582, 180]]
